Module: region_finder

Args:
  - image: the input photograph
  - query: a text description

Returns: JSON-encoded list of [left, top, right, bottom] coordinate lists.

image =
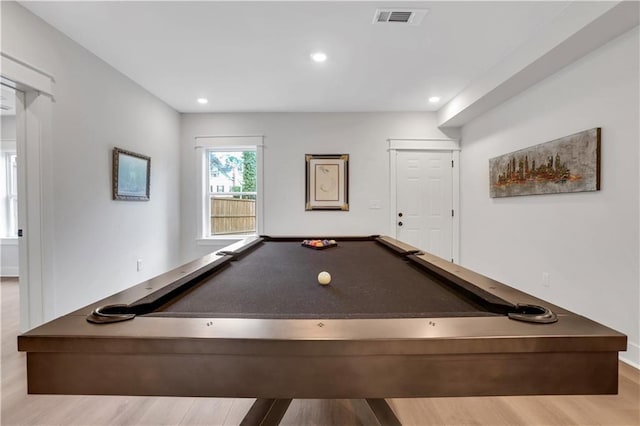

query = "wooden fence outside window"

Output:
[[211, 197, 256, 235]]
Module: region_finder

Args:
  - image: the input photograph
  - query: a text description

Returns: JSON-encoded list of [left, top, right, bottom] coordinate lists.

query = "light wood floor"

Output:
[[2, 277, 639, 425]]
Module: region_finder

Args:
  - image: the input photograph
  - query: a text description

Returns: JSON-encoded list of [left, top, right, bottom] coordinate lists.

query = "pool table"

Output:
[[18, 236, 627, 426]]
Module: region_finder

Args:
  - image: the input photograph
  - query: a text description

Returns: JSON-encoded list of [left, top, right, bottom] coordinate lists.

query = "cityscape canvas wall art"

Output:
[[489, 128, 601, 198]]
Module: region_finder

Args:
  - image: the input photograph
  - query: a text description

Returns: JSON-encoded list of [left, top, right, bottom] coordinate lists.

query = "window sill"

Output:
[[196, 236, 255, 246]]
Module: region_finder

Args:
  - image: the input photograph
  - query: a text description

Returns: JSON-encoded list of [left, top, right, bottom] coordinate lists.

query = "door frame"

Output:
[[1, 52, 55, 331], [389, 138, 460, 263]]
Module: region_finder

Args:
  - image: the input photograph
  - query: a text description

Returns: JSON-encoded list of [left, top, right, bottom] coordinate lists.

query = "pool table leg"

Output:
[[240, 398, 292, 426], [239, 398, 401, 426], [366, 398, 402, 426]]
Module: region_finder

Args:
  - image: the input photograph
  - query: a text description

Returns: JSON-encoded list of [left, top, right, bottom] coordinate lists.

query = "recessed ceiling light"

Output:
[[310, 52, 327, 63], [428, 96, 441, 103], [197, 98, 208, 104]]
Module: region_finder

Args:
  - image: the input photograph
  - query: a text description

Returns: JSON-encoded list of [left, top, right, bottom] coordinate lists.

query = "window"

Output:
[[2, 151, 18, 237], [206, 148, 257, 236]]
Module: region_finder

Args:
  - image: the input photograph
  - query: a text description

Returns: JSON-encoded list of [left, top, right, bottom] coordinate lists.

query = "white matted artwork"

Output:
[[305, 154, 349, 211]]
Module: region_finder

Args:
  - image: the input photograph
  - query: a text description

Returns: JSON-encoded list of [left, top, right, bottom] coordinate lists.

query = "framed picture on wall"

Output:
[[112, 147, 151, 201], [489, 127, 601, 198], [305, 154, 349, 211]]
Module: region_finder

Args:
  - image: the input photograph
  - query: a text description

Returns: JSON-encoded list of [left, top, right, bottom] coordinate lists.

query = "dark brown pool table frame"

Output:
[[18, 236, 627, 426]]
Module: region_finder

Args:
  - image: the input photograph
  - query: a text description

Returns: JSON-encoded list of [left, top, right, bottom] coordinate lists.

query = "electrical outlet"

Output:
[[137, 259, 143, 272]]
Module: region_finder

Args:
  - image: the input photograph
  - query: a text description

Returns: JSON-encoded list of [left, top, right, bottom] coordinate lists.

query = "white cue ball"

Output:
[[318, 271, 331, 285]]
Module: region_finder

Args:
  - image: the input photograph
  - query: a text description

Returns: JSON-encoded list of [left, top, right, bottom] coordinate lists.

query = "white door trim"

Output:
[[2, 53, 55, 331], [388, 138, 460, 263], [0, 51, 55, 99]]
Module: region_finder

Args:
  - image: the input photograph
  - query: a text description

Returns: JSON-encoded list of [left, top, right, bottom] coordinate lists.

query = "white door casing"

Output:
[[389, 139, 460, 263], [1, 52, 55, 331]]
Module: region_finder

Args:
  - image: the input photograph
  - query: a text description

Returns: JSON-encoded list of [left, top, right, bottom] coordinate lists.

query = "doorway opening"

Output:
[[1, 84, 19, 278]]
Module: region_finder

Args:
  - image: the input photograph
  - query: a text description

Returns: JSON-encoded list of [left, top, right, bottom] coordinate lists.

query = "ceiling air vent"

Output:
[[373, 8, 428, 25]]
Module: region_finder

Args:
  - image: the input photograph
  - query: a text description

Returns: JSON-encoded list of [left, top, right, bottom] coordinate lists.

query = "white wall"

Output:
[[1, 3, 182, 318], [459, 28, 639, 366], [1, 115, 16, 139], [0, 239, 18, 276], [180, 112, 450, 261]]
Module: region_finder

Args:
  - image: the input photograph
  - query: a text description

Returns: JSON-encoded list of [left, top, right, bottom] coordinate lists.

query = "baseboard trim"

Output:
[[620, 342, 640, 369], [0, 267, 19, 277]]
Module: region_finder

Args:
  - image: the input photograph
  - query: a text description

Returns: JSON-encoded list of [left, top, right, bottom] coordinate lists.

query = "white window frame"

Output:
[[195, 135, 264, 241], [206, 147, 257, 237], [3, 150, 18, 237]]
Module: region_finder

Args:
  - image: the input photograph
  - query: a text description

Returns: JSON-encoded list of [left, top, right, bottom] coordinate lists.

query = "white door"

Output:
[[395, 150, 453, 260]]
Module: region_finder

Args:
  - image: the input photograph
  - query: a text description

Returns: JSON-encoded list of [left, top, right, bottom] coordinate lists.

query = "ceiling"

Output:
[[20, 1, 576, 113]]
